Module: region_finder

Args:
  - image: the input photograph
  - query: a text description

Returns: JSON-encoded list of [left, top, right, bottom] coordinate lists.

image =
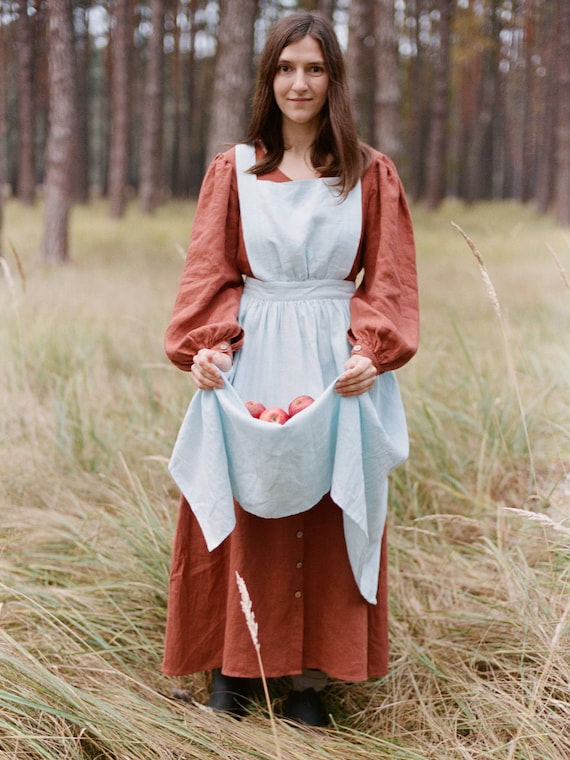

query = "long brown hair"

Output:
[[243, 12, 370, 197]]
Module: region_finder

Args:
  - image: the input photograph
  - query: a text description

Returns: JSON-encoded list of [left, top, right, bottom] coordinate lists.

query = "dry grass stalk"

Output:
[[503, 506, 570, 536], [0, 253, 16, 301], [451, 223, 503, 320], [546, 243, 570, 296], [451, 222, 536, 488], [505, 587, 570, 759], [235, 570, 282, 760], [9, 238, 26, 290]]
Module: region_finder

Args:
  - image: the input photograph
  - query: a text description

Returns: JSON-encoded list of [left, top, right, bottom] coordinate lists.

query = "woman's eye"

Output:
[[276, 63, 325, 75]]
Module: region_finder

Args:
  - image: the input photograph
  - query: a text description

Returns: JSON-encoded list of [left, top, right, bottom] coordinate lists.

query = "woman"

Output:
[[162, 12, 419, 727]]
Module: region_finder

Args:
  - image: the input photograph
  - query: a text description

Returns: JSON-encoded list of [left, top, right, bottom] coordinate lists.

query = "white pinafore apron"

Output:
[[169, 144, 409, 604]]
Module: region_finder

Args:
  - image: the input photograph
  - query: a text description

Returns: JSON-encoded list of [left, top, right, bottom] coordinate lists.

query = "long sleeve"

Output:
[[348, 151, 419, 373], [164, 151, 247, 371]]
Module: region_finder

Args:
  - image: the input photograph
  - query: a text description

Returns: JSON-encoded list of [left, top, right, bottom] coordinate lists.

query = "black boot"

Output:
[[207, 668, 250, 718], [283, 687, 329, 727]]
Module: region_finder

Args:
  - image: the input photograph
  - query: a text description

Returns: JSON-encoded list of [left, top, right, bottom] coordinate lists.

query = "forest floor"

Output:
[[0, 198, 569, 759]]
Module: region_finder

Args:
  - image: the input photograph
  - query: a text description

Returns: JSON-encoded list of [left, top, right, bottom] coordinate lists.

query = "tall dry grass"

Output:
[[0, 198, 569, 759]]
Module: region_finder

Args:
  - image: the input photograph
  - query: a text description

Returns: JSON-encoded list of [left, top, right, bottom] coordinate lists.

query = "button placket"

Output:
[[287, 514, 305, 672], [294, 523, 305, 600]]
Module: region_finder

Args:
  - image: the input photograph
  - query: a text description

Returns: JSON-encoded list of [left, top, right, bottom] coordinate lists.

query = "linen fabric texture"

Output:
[[162, 143, 419, 681]]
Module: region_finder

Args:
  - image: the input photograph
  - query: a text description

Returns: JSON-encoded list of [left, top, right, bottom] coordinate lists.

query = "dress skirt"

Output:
[[162, 492, 389, 681]]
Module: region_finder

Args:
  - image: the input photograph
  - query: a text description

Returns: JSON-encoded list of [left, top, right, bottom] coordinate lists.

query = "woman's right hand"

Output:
[[190, 347, 232, 390]]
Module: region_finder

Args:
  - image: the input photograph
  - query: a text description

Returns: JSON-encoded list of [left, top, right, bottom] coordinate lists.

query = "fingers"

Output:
[[212, 350, 232, 372], [191, 348, 229, 390], [335, 355, 377, 397]]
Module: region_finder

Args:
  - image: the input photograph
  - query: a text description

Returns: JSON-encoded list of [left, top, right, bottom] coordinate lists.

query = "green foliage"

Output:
[[0, 198, 569, 758]]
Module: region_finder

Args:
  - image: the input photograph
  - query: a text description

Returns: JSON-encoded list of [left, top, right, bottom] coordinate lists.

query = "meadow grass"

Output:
[[0, 197, 569, 759]]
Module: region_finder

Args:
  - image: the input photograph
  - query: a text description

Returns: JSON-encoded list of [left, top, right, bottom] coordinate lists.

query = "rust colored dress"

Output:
[[162, 145, 418, 682]]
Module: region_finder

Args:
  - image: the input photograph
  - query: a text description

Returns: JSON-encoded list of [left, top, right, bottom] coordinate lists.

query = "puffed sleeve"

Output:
[[164, 151, 245, 371], [348, 151, 419, 373]]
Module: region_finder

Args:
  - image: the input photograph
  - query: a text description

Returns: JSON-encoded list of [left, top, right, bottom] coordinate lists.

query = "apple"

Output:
[[259, 406, 289, 424], [288, 394, 315, 417], [245, 400, 266, 418]]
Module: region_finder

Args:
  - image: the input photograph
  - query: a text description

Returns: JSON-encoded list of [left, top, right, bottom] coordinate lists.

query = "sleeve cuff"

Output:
[[350, 343, 380, 373], [213, 341, 232, 355]]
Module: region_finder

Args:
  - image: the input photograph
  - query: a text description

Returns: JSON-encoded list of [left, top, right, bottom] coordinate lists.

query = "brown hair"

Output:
[[243, 12, 370, 197]]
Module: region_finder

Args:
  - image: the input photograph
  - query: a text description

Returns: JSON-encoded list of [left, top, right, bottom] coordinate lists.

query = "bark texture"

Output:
[[108, 0, 131, 219], [16, 0, 36, 205], [205, 0, 257, 167], [554, 0, 570, 225], [373, 0, 400, 161], [346, 0, 374, 143], [139, 0, 165, 214], [41, 0, 76, 265], [73, 5, 90, 203], [424, 0, 452, 209], [0, 12, 6, 256]]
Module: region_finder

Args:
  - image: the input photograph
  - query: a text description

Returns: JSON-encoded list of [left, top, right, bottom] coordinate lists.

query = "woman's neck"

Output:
[[280, 124, 319, 179], [281, 120, 318, 155]]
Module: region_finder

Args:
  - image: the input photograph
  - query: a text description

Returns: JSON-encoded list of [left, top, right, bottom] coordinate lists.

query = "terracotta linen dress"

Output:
[[162, 144, 419, 682]]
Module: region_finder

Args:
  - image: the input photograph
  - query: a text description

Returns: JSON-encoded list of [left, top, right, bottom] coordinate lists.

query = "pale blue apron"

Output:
[[169, 144, 409, 604]]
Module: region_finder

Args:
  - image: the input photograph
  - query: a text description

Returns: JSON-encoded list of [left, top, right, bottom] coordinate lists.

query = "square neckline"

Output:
[[254, 144, 324, 184]]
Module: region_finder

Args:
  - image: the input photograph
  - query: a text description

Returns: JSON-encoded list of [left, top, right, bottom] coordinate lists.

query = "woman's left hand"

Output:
[[335, 355, 377, 397], [191, 347, 232, 390]]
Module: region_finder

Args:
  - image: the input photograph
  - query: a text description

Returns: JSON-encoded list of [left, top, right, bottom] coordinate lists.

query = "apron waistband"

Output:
[[243, 277, 355, 301]]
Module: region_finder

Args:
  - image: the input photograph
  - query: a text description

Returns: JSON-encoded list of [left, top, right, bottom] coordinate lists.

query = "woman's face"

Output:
[[273, 35, 329, 130]]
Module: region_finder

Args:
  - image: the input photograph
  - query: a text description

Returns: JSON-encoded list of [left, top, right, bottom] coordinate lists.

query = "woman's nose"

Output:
[[292, 70, 308, 91]]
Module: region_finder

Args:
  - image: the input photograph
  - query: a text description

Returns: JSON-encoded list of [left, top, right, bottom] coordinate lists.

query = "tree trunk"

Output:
[[205, 0, 257, 167], [108, 0, 132, 219], [0, 8, 7, 258], [424, 0, 452, 210], [33, 5, 50, 188], [187, 0, 209, 195], [346, 0, 374, 143], [318, 0, 335, 19], [534, 2, 556, 213], [468, 72, 494, 202], [521, 2, 535, 202], [304, 0, 335, 20], [41, 0, 76, 265], [373, 0, 400, 161], [73, 3, 90, 203], [553, 0, 570, 225], [491, 27, 506, 199], [509, 4, 528, 201], [461, 22, 497, 206], [408, 0, 427, 201], [139, 0, 165, 214], [15, 0, 36, 205], [170, 0, 185, 196]]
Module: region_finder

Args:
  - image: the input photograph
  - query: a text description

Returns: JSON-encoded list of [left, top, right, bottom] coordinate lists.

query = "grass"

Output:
[[0, 197, 569, 759]]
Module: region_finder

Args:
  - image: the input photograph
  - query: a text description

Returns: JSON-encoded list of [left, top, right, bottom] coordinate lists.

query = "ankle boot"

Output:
[[207, 668, 250, 717], [283, 687, 329, 727]]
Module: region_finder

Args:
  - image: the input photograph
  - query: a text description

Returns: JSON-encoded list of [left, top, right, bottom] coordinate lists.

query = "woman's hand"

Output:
[[191, 347, 232, 390], [335, 354, 377, 397]]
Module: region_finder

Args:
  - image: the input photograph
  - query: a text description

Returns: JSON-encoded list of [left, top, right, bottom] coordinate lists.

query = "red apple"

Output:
[[245, 400, 266, 418], [288, 394, 315, 417], [259, 406, 289, 424]]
